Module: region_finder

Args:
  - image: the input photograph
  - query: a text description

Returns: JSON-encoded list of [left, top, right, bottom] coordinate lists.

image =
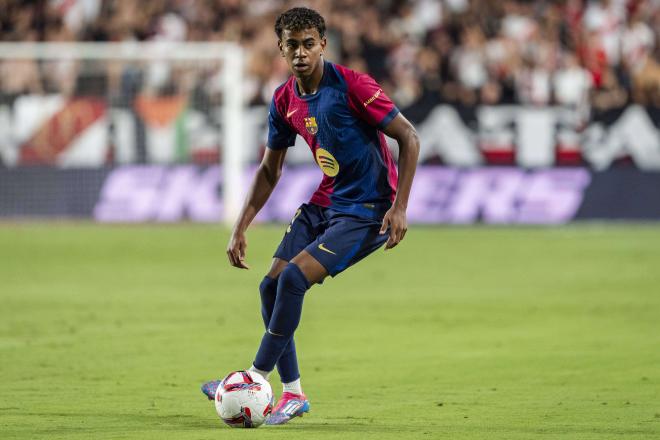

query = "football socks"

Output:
[[258, 275, 301, 383], [253, 263, 309, 374], [282, 378, 303, 395], [248, 365, 271, 380]]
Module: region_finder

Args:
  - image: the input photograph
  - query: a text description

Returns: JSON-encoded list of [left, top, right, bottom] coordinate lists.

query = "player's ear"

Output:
[[277, 39, 284, 56], [320, 37, 327, 54]]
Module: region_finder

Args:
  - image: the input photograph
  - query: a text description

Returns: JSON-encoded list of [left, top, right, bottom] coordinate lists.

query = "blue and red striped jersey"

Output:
[[267, 60, 399, 220]]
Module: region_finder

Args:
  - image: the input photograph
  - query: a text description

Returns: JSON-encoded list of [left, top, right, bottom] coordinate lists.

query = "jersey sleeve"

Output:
[[345, 71, 400, 129], [267, 98, 296, 150]]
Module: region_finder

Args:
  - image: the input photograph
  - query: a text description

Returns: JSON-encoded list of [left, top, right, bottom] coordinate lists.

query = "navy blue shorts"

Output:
[[273, 203, 388, 278]]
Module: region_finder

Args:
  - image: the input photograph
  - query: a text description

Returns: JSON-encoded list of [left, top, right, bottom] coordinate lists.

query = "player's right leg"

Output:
[[253, 254, 328, 375], [264, 212, 389, 418], [202, 275, 303, 401], [256, 205, 323, 384], [263, 250, 327, 425], [251, 209, 330, 425], [201, 266, 294, 401], [201, 204, 322, 401], [257, 259, 301, 385]]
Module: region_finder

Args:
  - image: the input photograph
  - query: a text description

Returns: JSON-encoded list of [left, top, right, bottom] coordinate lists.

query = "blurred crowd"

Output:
[[0, 0, 659, 117]]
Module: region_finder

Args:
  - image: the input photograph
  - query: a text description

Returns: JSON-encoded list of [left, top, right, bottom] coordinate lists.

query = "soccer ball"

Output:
[[214, 370, 273, 428]]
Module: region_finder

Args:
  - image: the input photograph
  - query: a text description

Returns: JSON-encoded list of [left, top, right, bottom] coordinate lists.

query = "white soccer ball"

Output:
[[214, 370, 273, 428]]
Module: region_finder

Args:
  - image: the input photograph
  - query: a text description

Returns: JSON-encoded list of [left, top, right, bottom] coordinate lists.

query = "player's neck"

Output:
[[294, 58, 324, 96]]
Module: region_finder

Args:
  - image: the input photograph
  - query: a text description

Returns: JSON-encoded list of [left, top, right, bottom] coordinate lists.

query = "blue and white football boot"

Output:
[[265, 392, 310, 425], [201, 380, 222, 400]]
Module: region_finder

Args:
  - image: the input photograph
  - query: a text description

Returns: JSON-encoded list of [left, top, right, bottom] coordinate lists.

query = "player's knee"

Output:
[[259, 276, 278, 327], [259, 276, 278, 300], [278, 263, 310, 296], [267, 264, 308, 337]]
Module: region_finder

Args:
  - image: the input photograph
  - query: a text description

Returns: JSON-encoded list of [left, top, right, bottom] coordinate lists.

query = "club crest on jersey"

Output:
[[315, 148, 339, 177], [304, 117, 318, 135]]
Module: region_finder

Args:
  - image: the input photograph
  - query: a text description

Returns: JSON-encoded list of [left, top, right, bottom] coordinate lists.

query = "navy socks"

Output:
[[254, 263, 310, 379], [258, 276, 278, 326], [258, 275, 300, 382]]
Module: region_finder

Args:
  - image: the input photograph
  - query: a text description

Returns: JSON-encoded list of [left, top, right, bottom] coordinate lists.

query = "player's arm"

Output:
[[380, 113, 420, 250], [340, 66, 419, 249], [227, 147, 288, 269]]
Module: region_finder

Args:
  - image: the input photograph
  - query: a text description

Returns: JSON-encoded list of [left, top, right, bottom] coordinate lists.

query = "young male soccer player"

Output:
[[202, 7, 419, 425]]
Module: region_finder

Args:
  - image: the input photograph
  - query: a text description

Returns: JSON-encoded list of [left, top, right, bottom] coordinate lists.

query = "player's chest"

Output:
[[287, 92, 353, 138]]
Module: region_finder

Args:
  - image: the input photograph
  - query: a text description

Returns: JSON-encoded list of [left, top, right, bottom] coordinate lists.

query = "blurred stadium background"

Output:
[[0, 0, 658, 223]]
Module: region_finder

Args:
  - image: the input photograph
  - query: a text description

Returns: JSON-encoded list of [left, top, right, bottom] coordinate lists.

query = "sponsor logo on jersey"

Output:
[[363, 89, 382, 107], [315, 148, 339, 177], [286, 108, 298, 118], [304, 116, 318, 135]]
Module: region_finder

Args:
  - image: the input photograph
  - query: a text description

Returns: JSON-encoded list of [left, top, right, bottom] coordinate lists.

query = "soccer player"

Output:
[[202, 7, 419, 425]]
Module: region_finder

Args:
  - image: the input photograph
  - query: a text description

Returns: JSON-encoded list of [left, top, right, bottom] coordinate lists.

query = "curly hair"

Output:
[[274, 7, 326, 40]]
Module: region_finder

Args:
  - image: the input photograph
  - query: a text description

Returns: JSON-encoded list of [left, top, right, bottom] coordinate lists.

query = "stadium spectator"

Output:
[[0, 0, 658, 110], [553, 52, 593, 108], [591, 67, 630, 117]]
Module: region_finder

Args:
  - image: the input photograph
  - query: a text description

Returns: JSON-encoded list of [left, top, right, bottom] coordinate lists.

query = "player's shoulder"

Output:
[[323, 60, 378, 94], [270, 76, 297, 117], [331, 62, 358, 80], [272, 76, 296, 104], [320, 61, 347, 93], [330, 62, 377, 90]]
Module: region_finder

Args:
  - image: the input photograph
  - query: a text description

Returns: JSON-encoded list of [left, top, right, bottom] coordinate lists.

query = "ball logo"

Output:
[[315, 148, 339, 177]]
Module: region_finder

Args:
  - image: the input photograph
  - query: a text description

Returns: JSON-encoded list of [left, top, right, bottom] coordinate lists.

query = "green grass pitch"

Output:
[[1, 224, 659, 439]]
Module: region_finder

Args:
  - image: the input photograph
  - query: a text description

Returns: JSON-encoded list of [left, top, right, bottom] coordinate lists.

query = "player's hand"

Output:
[[379, 205, 407, 250], [227, 230, 250, 269]]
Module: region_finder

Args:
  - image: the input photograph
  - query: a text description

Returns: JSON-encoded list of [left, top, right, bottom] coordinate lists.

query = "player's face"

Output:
[[278, 28, 326, 78]]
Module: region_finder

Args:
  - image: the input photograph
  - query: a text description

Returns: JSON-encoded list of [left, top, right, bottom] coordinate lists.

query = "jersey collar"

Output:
[[293, 60, 331, 101]]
